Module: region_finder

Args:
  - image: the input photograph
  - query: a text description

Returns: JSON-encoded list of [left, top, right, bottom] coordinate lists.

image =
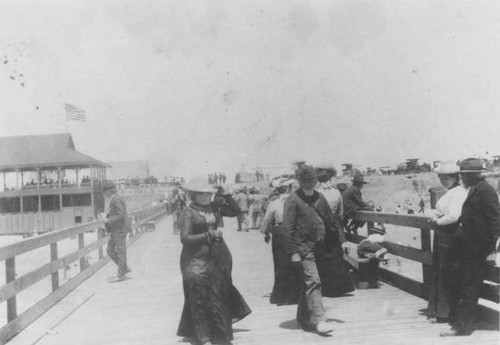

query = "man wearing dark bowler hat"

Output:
[[342, 172, 374, 234], [441, 158, 500, 336], [282, 165, 336, 336], [102, 180, 130, 282]]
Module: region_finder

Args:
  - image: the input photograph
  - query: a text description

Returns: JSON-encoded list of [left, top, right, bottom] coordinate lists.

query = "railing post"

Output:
[[98, 227, 105, 259], [50, 243, 59, 292], [6, 257, 17, 322], [78, 233, 85, 271], [420, 227, 432, 293], [366, 221, 375, 235]]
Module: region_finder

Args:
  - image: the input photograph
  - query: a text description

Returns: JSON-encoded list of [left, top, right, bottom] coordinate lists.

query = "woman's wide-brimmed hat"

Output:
[[458, 158, 487, 173], [182, 184, 217, 194], [433, 161, 459, 175]]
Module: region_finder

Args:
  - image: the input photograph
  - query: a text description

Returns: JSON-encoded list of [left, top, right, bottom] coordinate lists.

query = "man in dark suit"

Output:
[[283, 165, 338, 336], [441, 158, 500, 336], [103, 181, 130, 282], [342, 172, 374, 234]]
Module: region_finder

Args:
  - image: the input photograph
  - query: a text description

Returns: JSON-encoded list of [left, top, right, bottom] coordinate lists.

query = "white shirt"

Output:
[[260, 194, 288, 234], [435, 185, 468, 226], [317, 183, 344, 217]]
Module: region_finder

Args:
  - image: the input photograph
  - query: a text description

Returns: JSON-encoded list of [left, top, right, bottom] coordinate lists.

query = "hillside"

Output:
[[334, 172, 500, 214]]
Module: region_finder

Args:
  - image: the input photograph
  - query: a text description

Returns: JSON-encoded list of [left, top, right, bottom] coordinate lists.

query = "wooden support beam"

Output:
[[50, 243, 59, 292], [5, 258, 17, 323], [420, 228, 432, 289], [354, 211, 432, 230], [379, 267, 428, 300], [0, 237, 108, 303], [98, 228, 105, 259], [0, 256, 111, 344], [0, 221, 103, 262], [78, 233, 85, 272]]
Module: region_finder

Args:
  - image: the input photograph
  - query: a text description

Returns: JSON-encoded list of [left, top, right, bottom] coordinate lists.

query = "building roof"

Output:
[[0, 133, 109, 170]]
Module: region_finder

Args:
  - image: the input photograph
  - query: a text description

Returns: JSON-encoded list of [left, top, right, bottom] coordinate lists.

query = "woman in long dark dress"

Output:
[[177, 185, 251, 345], [426, 162, 467, 321], [316, 171, 354, 297], [261, 183, 301, 305]]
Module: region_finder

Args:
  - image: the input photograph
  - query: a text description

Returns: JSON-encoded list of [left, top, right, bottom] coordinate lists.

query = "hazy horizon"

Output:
[[1, 0, 499, 179]]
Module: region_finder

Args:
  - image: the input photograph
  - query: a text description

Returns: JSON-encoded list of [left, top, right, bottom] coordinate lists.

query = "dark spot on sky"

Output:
[[412, 69, 417, 74], [36, 106, 39, 110], [20, 82, 25, 87], [3, 60, 7, 64], [9, 76, 15, 80]]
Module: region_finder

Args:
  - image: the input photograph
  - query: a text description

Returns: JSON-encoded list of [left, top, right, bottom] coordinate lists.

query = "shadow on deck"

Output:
[[8, 216, 499, 345]]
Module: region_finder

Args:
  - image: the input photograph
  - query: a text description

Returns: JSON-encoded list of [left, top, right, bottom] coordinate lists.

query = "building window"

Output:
[[62, 194, 92, 207], [0, 198, 21, 213], [23, 196, 39, 212], [41, 195, 60, 211], [62, 195, 71, 207]]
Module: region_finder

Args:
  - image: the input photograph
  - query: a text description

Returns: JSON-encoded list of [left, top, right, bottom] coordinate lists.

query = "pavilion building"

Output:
[[0, 133, 109, 235]]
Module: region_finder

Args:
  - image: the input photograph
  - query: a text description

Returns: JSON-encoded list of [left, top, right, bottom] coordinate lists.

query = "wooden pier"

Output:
[[6, 215, 499, 345]]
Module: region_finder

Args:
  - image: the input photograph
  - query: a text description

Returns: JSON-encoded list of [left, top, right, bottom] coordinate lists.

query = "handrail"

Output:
[[347, 210, 499, 304], [0, 203, 168, 344]]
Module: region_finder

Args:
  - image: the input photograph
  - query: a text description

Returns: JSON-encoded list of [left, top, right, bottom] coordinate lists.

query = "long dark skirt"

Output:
[[427, 227, 455, 319], [177, 239, 251, 343], [269, 227, 353, 305], [270, 225, 301, 305], [315, 240, 355, 297]]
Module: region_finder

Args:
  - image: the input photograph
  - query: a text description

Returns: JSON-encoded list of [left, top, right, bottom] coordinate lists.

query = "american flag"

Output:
[[64, 103, 87, 122]]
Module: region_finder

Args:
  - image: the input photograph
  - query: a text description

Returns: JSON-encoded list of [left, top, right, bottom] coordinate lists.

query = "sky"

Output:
[[1, 0, 500, 179]]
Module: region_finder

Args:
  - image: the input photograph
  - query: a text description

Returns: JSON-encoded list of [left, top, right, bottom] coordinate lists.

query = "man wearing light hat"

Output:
[[441, 158, 500, 336], [102, 180, 130, 282]]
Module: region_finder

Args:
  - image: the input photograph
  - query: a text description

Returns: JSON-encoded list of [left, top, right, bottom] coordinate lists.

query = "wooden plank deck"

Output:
[[8, 216, 499, 345]]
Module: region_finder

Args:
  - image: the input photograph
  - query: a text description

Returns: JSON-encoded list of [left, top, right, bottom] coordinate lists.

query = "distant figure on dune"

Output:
[[419, 198, 425, 213]]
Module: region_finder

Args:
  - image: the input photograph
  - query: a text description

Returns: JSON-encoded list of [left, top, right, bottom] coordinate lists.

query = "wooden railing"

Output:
[[0, 203, 168, 344], [346, 211, 500, 304]]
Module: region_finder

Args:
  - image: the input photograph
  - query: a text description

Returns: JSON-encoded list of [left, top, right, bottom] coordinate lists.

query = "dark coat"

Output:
[[457, 179, 500, 255], [283, 191, 345, 257], [342, 185, 371, 218], [105, 194, 128, 233]]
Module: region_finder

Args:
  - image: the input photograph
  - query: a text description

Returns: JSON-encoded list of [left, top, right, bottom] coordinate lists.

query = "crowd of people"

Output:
[[254, 168, 265, 181], [208, 172, 227, 184], [165, 158, 499, 344]]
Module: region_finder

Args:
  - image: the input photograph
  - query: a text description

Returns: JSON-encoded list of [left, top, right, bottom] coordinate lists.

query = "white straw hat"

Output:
[[433, 161, 459, 174]]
